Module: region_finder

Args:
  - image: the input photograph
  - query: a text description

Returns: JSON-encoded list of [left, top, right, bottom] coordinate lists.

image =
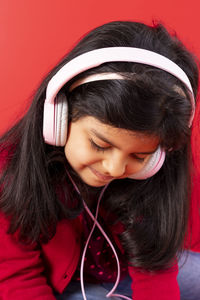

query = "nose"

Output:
[[102, 153, 127, 178]]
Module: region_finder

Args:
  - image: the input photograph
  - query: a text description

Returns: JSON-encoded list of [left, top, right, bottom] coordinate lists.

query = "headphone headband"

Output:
[[69, 72, 125, 92], [43, 47, 195, 147], [46, 47, 194, 101]]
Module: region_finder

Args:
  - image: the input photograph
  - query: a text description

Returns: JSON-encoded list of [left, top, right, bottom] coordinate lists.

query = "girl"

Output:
[[0, 21, 199, 300]]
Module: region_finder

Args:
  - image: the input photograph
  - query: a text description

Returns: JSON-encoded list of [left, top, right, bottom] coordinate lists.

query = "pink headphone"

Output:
[[43, 47, 195, 180]]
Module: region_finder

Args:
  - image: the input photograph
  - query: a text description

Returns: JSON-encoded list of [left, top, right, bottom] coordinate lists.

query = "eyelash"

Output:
[[90, 138, 146, 162], [89, 139, 109, 152], [132, 155, 145, 163]]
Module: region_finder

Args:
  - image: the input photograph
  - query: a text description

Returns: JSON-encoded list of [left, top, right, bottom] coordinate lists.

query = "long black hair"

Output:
[[0, 21, 199, 271]]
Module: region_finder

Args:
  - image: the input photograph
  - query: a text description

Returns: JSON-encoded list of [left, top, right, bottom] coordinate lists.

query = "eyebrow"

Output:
[[90, 129, 157, 155]]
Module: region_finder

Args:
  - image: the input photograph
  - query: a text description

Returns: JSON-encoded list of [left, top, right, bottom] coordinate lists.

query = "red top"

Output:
[[0, 207, 180, 300], [0, 151, 180, 300], [2, 136, 200, 299], [72, 210, 128, 283]]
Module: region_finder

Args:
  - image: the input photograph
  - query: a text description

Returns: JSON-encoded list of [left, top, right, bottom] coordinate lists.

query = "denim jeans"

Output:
[[55, 250, 200, 300], [178, 250, 200, 300], [54, 275, 132, 300]]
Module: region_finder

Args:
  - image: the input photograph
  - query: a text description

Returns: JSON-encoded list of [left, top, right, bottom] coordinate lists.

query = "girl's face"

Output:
[[64, 116, 159, 187]]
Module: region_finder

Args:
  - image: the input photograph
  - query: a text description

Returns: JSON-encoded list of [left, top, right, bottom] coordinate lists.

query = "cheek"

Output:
[[64, 141, 99, 168], [126, 159, 149, 175]]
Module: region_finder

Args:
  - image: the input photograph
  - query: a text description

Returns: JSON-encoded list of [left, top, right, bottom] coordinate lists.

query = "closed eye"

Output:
[[131, 154, 145, 163], [89, 139, 110, 152]]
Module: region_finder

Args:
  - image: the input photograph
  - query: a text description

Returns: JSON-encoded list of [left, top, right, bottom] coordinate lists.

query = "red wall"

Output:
[[0, 0, 199, 134]]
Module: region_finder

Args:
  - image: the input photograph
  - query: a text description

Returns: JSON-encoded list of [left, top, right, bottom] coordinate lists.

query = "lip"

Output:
[[88, 166, 114, 182]]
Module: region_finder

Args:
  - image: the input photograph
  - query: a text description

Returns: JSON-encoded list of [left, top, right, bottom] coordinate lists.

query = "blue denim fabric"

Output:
[[178, 250, 200, 300], [54, 275, 132, 300], [55, 250, 200, 300]]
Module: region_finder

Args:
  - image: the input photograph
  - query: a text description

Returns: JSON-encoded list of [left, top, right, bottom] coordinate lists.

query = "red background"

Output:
[[0, 0, 199, 135]]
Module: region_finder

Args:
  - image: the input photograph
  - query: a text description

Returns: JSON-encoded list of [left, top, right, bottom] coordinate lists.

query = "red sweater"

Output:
[[0, 150, 184, 300], [0, 210, 180, 300]]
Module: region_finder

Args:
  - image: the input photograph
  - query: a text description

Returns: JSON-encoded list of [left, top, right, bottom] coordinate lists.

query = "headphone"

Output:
[[43, 47, 195, 180]]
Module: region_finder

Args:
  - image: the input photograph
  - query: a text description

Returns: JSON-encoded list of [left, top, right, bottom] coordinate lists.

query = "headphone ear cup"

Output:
[[128, 146, 166, 180], [55, 93, 68, 146]]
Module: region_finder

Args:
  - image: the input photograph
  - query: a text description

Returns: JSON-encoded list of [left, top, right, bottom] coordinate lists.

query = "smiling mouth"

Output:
[[88, 166, 114, 182]]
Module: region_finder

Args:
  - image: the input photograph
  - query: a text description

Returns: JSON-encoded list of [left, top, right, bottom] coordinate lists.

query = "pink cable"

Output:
[[66, 171, 132, 300], [82, 198, 132, 300]]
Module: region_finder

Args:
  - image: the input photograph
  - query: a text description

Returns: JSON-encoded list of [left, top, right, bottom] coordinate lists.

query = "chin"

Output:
[[80, 177, 108, 187], [84, 180, 107, 187]]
